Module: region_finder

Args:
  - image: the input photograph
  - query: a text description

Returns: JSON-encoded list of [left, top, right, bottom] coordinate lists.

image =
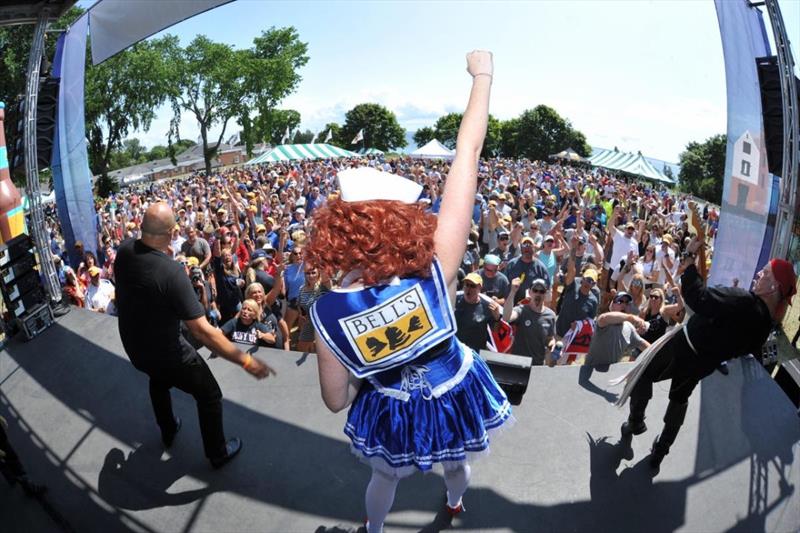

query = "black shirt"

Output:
[[220, 315, 282, 348], [682, 264, 773, 373], [115, 239, 205, 372], [454, 295, 496, 352]]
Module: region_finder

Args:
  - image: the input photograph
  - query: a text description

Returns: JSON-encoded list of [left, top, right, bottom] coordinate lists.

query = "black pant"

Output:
[[146, 357, 226, 459], [629, 332, 715, 421], [0, 420, 26, 482]]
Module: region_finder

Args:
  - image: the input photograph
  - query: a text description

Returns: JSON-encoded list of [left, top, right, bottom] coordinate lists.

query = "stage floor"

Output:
[[1, 308, 799, 532]]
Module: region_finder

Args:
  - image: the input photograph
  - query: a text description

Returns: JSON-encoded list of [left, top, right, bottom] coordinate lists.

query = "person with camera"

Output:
[[115, 203, 275, 470]]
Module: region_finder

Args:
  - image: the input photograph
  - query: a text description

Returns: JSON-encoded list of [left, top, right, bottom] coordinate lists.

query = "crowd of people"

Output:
[[43, 150, 721, 367]]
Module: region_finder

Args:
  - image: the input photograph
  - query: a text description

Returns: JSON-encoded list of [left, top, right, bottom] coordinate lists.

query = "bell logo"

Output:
[[340, 285, 434, 363]]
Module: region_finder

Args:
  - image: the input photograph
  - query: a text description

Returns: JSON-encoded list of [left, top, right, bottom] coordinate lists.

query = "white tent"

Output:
[[410, 139, 455, 160]]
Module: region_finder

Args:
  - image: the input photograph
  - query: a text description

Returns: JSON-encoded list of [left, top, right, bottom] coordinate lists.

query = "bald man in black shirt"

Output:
[[116, 203, 275, 469], [619, 239, 792, 471]]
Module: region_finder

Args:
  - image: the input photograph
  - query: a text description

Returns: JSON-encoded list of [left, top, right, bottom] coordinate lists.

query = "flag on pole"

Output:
[[324, 129, 333, 143], [310, 131, 319, 144], [351, 129, 364, 145], [280, 127, 290, 144]]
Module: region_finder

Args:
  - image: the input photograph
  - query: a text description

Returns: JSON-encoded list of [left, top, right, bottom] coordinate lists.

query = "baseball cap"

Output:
[[614, 291, 632, 304], [255, 224, 267, 233], [530, 278, 548, 291], [464, 272, 483, 286], [544, 234, 555, 242], [521, 236, 535, 246], [251, 249, 268, 260], [88, 266, 101, 277], [582, 268, 599, 282], [186, 257, 200, 267], [484, 254, 501, 266]]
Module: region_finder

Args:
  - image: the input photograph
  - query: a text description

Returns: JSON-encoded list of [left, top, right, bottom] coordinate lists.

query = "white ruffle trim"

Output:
[[349, 410, 516, 479]]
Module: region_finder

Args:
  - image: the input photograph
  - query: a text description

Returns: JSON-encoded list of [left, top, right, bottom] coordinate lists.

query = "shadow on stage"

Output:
[[1, 319, 797, 532]]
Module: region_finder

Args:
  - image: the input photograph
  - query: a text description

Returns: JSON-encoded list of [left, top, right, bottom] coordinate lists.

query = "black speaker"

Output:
[[757, 56, 800, 177], [0, 233, 35, 267], [5, 76, 60, 178], [479, 350, 532, 405]]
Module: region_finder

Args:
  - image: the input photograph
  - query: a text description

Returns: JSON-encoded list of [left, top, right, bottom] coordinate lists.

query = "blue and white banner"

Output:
[[52, 14, 97, 269], [710, 0, 777, 287]]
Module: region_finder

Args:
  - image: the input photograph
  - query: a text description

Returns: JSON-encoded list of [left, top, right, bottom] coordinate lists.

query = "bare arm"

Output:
[[185, 316, 274, 379], [434, 51, 493, 286], [315, 333, 362, 412]]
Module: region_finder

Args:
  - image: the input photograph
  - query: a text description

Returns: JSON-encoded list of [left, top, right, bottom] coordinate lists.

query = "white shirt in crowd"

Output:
[[86, 279, 115, 313]]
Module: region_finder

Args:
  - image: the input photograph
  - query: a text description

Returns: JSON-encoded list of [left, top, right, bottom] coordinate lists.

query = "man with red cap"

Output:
[[618, 237, 796, 471]]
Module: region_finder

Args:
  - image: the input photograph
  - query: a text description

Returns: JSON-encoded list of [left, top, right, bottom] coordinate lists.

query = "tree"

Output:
[[484, 115, 503, 159], [240, 27, 309, 154], [85, 35, 179, 181], [321, 122, 342, 146], [261, 109, 301, 144], [677, 134, 726, 203], [293, 129, 315, 144], [663, 163, 675, 182], [508, 105, 590, 161], [498, 117, 521, 157], [147, 145, 169, 161], [413, 127, 435, 148], [339, 103, 406, 152], [169, 28, 309, 175], [432, 113, 462, 149]]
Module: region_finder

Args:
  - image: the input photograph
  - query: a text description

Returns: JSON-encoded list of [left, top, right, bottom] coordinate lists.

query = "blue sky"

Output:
[[79, 0, 800, 163]]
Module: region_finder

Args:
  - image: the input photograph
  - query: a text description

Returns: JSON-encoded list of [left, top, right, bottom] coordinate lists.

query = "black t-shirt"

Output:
[[115, 239, 205, 372], [220, 316, 281, 347], [454, 295, 496, 352]]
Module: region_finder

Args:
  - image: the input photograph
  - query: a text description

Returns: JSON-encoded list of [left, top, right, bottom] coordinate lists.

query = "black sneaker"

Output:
[[649, 436, 666, 469], [210, 437, 243, 469], [621, 420, 647, 436], [162, 417, 182, 449]]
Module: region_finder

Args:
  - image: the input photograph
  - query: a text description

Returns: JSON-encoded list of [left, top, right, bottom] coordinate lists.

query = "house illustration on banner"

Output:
[[728, 130, 768, 215]]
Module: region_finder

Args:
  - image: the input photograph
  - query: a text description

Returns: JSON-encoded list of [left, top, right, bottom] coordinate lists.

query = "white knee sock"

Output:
[[365, 468, 399, 533], [443, 463, 471, 508]]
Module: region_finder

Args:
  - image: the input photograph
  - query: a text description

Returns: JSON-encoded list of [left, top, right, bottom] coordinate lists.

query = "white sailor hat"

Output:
[[337, 167, 423, 204]]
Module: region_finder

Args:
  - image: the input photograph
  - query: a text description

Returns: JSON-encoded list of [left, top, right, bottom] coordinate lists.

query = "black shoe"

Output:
[[17, 476, 47, 498], [717, 362, 729, 376], [210, 437, 242, 469], [621, 420, 647, 436], [649, 436, 666, 469], [162, 417, 182, 449]]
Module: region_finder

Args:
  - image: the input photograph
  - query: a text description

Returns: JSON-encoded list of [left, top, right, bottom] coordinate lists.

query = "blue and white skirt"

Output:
[[344, 346, 512, 477]]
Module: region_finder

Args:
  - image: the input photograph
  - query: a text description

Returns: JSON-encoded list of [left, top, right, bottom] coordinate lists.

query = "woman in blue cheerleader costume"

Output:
[[305, 51, 511, 533]]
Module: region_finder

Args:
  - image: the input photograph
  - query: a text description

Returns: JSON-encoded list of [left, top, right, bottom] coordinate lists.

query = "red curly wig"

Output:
[[304, 199, 437, 285]]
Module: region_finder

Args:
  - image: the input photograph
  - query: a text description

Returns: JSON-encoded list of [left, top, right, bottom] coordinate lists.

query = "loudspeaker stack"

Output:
[[0, 233, 53, 340]]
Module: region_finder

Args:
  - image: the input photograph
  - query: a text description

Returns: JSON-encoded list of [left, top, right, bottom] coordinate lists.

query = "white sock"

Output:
[[365, 468, 399, 533], [444, 463, 471, 508]]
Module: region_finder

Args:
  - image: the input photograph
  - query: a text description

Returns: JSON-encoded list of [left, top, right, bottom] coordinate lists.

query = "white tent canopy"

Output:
[[410, 139, 455, 160]]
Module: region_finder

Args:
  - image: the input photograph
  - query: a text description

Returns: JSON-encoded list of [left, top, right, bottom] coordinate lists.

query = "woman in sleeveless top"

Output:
[[640, 287, 684, 344], [305, 51, 510, 533]]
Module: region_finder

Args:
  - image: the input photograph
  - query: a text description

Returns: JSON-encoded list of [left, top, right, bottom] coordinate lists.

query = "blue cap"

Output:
[[0, 102, 5, 109]]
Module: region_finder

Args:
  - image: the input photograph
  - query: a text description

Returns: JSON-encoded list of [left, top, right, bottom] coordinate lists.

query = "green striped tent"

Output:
[[246, 143, 359, 164], [356, 147, 384, 156]]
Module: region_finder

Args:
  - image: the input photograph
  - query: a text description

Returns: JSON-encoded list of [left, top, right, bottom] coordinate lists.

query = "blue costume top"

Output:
[[311, 260, 512, 475]]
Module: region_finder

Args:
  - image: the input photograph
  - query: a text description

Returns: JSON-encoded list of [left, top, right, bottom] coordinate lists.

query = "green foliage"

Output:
[[293, 129, 315, 144], [339, 103, 406, 151], [322, 123, 341, 146], [413, 127, 435, 148], [95, 173, 119, 198], [503, 105, 590, 161], [170, 28, 309, 175], [432, 113, 462, 149], [677, 134, 726, 203], [262, 109, 301, 144], [85, 35, 179, 179]]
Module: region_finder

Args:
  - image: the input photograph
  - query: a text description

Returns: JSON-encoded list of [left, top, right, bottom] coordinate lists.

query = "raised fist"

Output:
[[466, 50, 493, 78]]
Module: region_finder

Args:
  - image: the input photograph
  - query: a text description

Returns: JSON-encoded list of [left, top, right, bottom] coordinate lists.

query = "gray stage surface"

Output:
[[1, 308, 798, 532]]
